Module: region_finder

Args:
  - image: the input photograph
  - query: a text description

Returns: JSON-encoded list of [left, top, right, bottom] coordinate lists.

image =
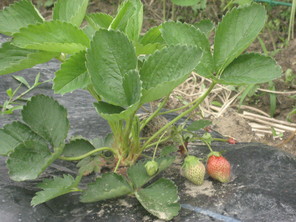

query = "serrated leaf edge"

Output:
[[12, 20, 90, 50], [53, 0, 88, 27], [213, 3, 267, 72], [0, 0, 44, 35], [21, 94, 69, 147], [140, 44, 202, 89], [219, 52, 282, 84]]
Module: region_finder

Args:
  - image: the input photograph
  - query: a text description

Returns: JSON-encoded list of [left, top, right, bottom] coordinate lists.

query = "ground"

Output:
[[0, 0, 295, 155]]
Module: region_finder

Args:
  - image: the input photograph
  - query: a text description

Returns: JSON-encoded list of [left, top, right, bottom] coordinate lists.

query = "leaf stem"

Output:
[[144, 134, 171, 149], [72, 173, 83, 188], [178, 134, 188, 155], [140, 96, 169, 131], [158, 98, 197, 116], [163, 0, 166, 21], [205, 142, 213, 152], [87, 85, 101, 101], [171, 3, 176, 21], [113, 155, 122, 172], [59, 147, 117, 161], [142, 81, 217, 151], [152, 132, 166, 160]]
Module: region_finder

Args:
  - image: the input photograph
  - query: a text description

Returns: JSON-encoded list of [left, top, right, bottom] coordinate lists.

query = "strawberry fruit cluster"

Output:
[[181, 151, 231, 185]]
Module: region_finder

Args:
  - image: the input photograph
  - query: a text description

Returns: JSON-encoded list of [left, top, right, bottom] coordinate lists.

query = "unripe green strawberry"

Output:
[[181, 155, 205, 185], [207, 152, 231, 183], [145, 160, 159, 176]]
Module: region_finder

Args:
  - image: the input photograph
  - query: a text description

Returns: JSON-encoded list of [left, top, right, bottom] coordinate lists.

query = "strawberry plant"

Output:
[[0, 0, 282, 220]]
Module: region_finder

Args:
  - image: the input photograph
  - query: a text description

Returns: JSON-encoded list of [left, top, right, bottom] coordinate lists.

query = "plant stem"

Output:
[[142, 81, 217, 150], [140, 153, 153, 159], [163, 0, 166, 21], [158, 98, 197, 115], [114, 156, 122, 172], [205, 142, 213, 152], [9, 79, 51, 105], [178, 134, 188, 155], [140, 96, 169, 131], [152, 132, 166, 160], [144, 135, 171, 149], [72, 173, 83, 188], [257, 36, 269, 56], [59, 147, 117, 161], [87, 85, 101, 101], [171, 3, 176, 21], [288, 0, 296, 41]]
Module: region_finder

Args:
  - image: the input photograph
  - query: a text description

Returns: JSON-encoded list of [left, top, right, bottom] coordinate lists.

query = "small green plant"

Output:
[[0, 0, 282, 220], [0, 73, 49, 114]]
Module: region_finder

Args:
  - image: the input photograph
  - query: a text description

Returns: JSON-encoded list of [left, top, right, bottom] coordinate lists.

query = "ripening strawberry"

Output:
[[207, 152, 231, 183], [181, 155, 205, 185]]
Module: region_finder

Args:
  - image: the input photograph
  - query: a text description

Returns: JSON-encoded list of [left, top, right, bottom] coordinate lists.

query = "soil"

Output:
[[0, 0, 295, 155]]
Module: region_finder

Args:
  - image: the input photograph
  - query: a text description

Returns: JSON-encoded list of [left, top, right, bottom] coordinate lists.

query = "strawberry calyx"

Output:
[[183, 155, 201, 168], [207, 151, 221, 159]]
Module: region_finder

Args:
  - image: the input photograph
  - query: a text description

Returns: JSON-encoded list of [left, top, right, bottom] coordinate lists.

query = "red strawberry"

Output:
[[207, 152, 231, 183], [181, 155, 205, 185]]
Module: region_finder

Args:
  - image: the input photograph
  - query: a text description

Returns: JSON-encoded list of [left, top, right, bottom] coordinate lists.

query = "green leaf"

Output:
[[140, 25, 164, 45], [160, 146, 179, 157], [187, 119, 212, 131], [219, 53, 282, 85], [12, 21, 90, 54], [6, 88, 13, 98], [53, 51, 90, 94], [110, 0, 134, 30], [91, 134, 114, 148], [7, 140, 55, 181], [124, 0, 143, 42], [161, 21, 214, 78], [110, 0, 143, 41], [21, 95, 69, 147], [122, 70, 142, 105], [86, 29, 138, 107], [94, 101, 139, 121], [135, 42, 164, 56], [31, 174, 76, 206], [135, 178, 180, 220], [0, 0, 44, 36], [140, 45, 202, 103], [12, 75, 30, 88], [0, 42, 58, 75], [0, 129, 19, 156], [127, 156, 175, 188], [62, 138, 95, 157], [83, 24, 96, 39], [53, 0, 89, 27], [213, 4, 267, 73], [233, 0, 253, 6], [193, 19, 214, 37], [0, 105, 23, 115], [80, 173, 132, 202], [34, 72, 41, 86], [77, 155, 102, 175], [86, 13, 113, 30], [3, 121, 47, 145], [171, 0, 203, 6], [269, 81, 276, 117]]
